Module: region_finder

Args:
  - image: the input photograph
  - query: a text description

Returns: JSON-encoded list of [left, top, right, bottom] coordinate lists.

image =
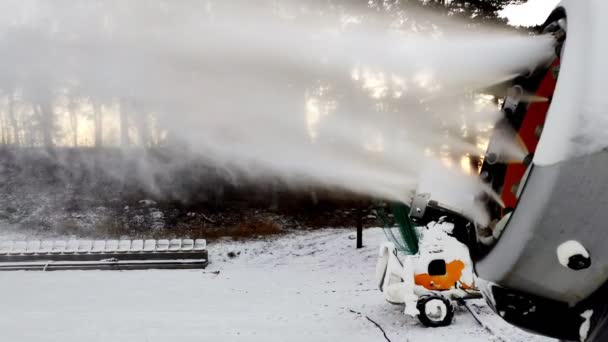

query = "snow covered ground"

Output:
[[0, 228, 553, 342]]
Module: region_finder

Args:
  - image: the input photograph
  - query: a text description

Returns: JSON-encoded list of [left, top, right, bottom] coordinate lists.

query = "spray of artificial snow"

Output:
[[0, 1, 555, 224]]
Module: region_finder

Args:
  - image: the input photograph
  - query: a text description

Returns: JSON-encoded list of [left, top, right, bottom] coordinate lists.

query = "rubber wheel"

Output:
[[416, 295, 454, 327]]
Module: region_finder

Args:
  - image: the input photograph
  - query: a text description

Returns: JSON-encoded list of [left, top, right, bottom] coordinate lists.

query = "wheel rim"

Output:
[[424, 299, 448, 322]]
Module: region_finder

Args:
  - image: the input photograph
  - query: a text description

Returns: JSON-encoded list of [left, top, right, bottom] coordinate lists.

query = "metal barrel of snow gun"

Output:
[[467, 1, 608, 341], [404, 2, 608, 339]]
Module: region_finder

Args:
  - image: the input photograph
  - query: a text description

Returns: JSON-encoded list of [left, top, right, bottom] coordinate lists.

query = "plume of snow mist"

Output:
[[0, 0, 555, 223]]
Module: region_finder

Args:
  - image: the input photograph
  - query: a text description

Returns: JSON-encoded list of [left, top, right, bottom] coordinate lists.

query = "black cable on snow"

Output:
[[348, 308, 392, 342]]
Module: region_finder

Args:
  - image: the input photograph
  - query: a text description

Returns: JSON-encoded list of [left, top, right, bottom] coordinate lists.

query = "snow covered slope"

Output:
[[0, 228, 552, 342]]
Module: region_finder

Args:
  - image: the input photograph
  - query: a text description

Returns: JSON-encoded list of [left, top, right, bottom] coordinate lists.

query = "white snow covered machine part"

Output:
[[407, 1, 608, 341], [376, 218, 481, 328], [0, 239, 208, 271]]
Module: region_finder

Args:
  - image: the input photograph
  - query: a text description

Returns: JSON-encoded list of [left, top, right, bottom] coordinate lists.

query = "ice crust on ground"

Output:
[[0, 228, 554, 342]]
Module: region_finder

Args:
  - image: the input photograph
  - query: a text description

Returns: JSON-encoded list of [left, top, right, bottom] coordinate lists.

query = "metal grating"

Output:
[[0, 239, 208, 271]]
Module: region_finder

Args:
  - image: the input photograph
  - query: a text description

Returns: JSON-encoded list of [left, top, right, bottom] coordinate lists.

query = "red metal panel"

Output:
[[501, 59, 560, 209]]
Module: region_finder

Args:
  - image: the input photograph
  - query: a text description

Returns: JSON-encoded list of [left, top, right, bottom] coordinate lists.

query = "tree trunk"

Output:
[[138, 112, 149, 148], [119, 100, 129, 148], [93, 103, 103, 148], [269, 181, 279, 211], [37, 104, 54, 149], [0, 113, 7, 145], [7, 96, 20, 146], [69, 99, 78, 147], [356, 203, 363, 249]]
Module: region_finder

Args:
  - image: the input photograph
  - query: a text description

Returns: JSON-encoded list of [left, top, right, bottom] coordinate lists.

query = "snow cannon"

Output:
[[472, 2, 608, 341], [377, 1, 608, 340], [0, 239, 208, 271]]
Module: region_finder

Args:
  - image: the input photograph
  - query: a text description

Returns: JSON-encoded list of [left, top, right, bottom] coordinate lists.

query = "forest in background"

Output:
[[0, 0, 529, 239]]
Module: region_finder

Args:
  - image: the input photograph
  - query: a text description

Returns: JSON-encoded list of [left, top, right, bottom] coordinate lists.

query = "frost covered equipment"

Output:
[[375, 204, 480, 327], [0, 239, 208, 271], [462, 2, 608, 341]]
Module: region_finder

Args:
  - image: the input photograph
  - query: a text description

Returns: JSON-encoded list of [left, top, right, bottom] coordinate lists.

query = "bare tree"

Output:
[[0, 110, 7, 145], [136, 109, 149, 148], [92, 101, 103, 148], [6, 93, 20, 146], [36, 102, 55, 149], [68, 97, 79, 147], [119, 99, 130, 148]]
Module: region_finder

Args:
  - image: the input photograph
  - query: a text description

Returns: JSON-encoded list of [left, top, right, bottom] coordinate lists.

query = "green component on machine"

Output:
[[377, 202, 419, 255]]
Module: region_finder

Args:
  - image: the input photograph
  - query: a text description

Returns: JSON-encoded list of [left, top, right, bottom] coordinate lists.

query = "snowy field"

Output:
[[0, 228, 553, 342]]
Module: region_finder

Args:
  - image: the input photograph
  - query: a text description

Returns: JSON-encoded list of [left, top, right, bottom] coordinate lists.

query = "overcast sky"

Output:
[[500, 0, 561, 27]]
